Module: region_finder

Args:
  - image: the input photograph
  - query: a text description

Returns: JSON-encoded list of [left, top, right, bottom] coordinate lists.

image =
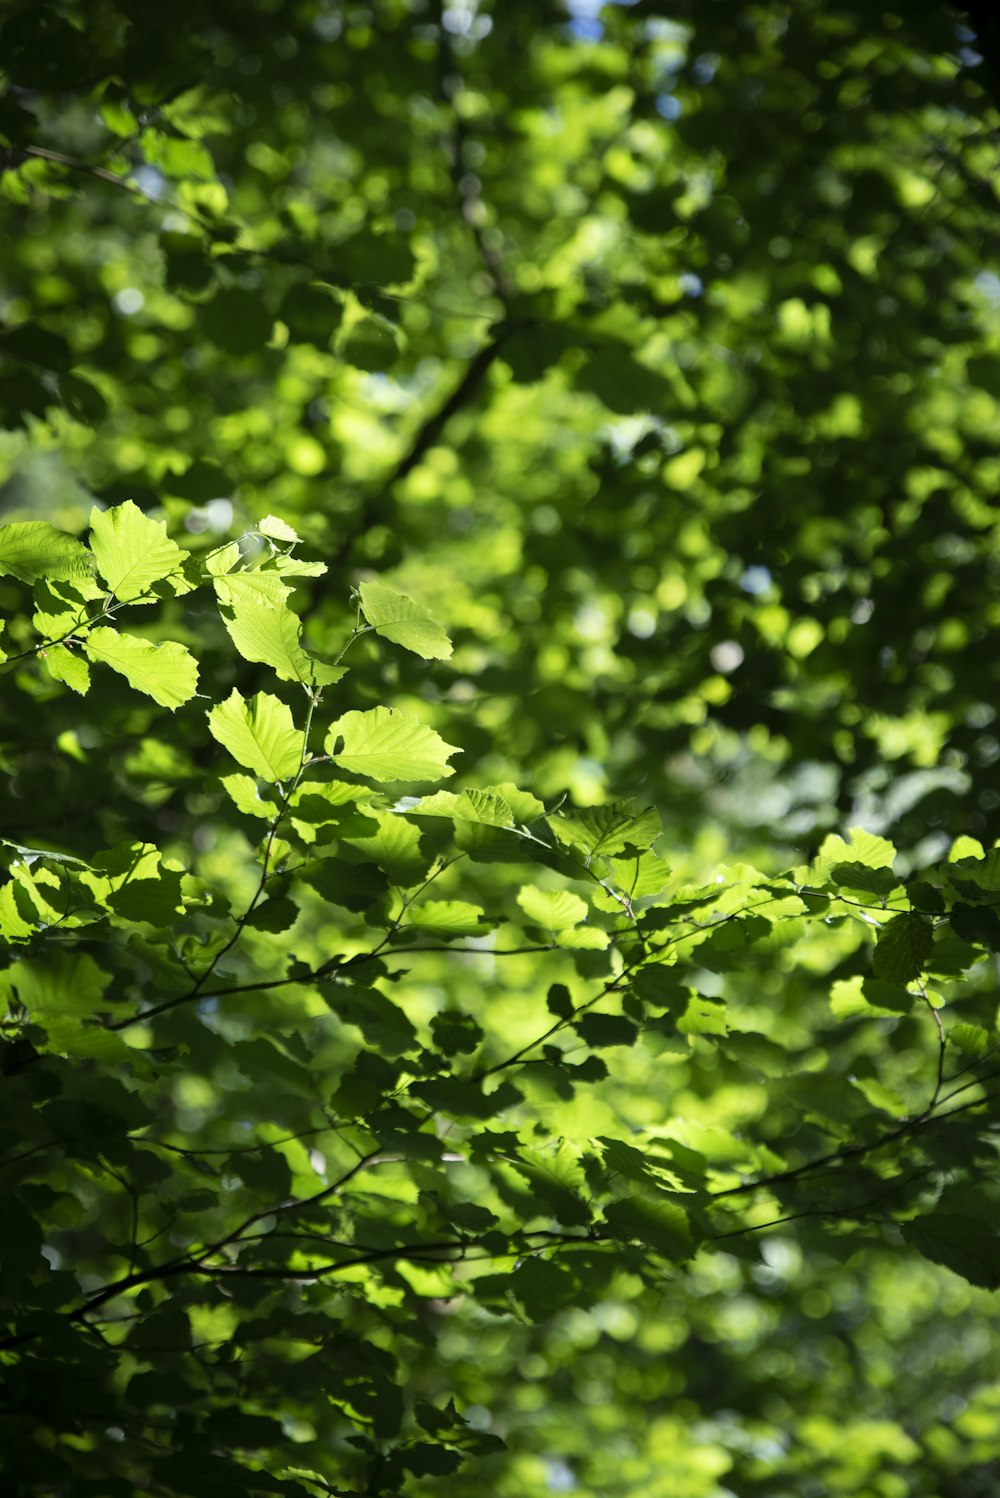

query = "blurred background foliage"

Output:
[[3, 1, 1000, 1495]]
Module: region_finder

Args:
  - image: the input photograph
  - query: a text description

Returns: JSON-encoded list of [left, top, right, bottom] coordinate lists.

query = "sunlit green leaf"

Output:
[[325, 707, 459, 783], [89, 501, 187, 602], [407, 900, 488, 936], [516, 886, 587, 930], [208, 689, 303, 780], [214, 571, 342, 685], [0, 520, 93, 583], [84, 627, 198, 708], [549, 800, 661, 861], [359, 579, 453, 661]]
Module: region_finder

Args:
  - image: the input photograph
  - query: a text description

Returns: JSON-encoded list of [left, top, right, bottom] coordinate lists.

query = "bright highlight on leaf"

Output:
[[44, 644, 91, 695], [358, 579, 453, 660], [0, 521, 93, 583], [214, 572, 342, 685], [517, 885, 588, 930], [549, 800, 661, 861], [407, 899, 488, 935], [258, 514, 301, 543], [84, 627, 198, 708], [325, 706, 459, 782], [208, 689, 304, 780], [410, 787, 514, 825], [89, 501, 187, 602]]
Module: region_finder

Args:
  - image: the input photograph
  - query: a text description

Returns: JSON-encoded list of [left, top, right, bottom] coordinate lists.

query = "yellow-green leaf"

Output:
[[84, 628, 198, 709], [89, 501, 187, 602], [517, 886, 588, 930], [325, 707, 459, 783], [0, 521, 93, 583], [359, 579, 453, 661], [208, 690, 303, 781]]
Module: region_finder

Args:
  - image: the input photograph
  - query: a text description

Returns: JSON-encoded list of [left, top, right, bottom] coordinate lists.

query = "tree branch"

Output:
[[300, 331, 509, 622]]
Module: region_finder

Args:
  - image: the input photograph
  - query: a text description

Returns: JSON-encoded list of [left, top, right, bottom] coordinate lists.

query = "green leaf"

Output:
[[303, 857, 389, 913], [407, 900, 488, 936], [808, 827, 897, 883], [949, 902, 1000, 951], [280, 281, 345, 347], [546, 983, 574, 1019], [901, 1212, 1000, 1289], [510, 1257, 579, 1321], [0, 521, 93, 583], [43, 643, 91, 694], [230, 1147, 293, 1198], [554, 925, 609, 950], [325, 707, 459, 783], [850, 1075, 908, 1117], [81, 841, 185, 927], [89, 501, 187, 602], [409, 788, 515, 826], [830, 975, 912, 1018], [516, 886, 588, 930], [602, 1196, 693, 1259], [574, 1013, 638, 1047], [327, 985, 418, 1056], [84, 628, 199, 708], [490, 784, 546, 822], [430, 1008, 485, 1054], [258, 515, 302, 543], [950, 1022, 991, 1056], [214, 572, 342, 685], [862, 978, 914, 1014], [202, 286, 274, 355], [872, 913, 933, 984], [343, 810, 429, 886], [340, 312, 400, 371], [949, 849, 1000, 901], [549, 800, 662, 861], [208, 690, 303, 781], [220, 773, 281, 819], [507, 1146, 591, 1225], [32, 575, 103, 638], [413, 1074, 523, 1120], [359, 579, 453, 660], [607, 850, 673, 898], [288, 782, 378, 842], [677, 996, 729, 1035], [830, 862, 901, 900], [4, 951, 110, 1019]]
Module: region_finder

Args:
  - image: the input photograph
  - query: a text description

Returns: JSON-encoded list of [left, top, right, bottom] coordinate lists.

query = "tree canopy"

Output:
[[2, 2, 1000, 1495]]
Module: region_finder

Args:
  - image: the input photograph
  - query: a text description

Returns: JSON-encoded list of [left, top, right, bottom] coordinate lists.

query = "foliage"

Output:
[[2, 2, 1000, 1496]]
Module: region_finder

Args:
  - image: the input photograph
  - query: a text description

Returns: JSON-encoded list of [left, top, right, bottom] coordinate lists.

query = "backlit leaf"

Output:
[[0, 520, 93, 583], [359, 579, 453, 661], [325, 707, 459, 783], [516, 886, 588, 930], [89, 501, 187, 602], [902, 1212, 1000, 1290], [84, 628, 198, 709], [549, 800, 662, 861], [208, 690, 303, 781], [214, 572, 342, 685], [407, 900, 488, 936]]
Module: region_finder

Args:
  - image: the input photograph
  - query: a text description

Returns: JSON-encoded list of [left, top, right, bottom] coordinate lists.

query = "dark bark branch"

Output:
[[300, 332, 509, 622]]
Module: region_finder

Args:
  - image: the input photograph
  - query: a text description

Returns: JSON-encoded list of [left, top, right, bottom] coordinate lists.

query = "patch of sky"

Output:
[[739, 565, 772, 596]]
